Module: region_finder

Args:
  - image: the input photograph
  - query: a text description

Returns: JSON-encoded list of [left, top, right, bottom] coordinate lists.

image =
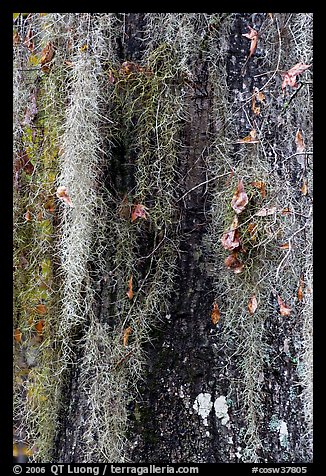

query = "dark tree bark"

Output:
[[13, 13, 313, 464]]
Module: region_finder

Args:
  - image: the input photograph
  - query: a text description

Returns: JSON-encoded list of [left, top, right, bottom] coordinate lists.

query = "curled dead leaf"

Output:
[[119, 61, 141, 75], [221, 215, 241, 251], [127, 275, 134, 300], [131, 203, 149, 222], [23, 28, 34, 51], [298, 276, 304, 302], [231, 179, 249, 214], [281, 62, 311, 90], [252, 95, 260, 116], [35, 319, 45, 335], [301, 179, 308, 196], [255, 206, 277, 217], [236, 129, 259, 144], [35, 304, 47, 315], [24, 209, 31, 221], [248, 294, 258, 315], [277, 296, 291, 316], [14, 328, 22, 343], [242, 26, 258, 57], [224, 252, 244, 274], [40, 42, 55, 72], [295, 129, 305, 154], [295, 129, 306, 168], [56, 186, 74, 207], [281, 207, 292, 216], [248, 223, 258, 241], [211, 302, 221, 325], [13, 30, 21, 45], [123, 326, 132, 346], [251, 181, 267, 199], [279, 242, 290, 250]]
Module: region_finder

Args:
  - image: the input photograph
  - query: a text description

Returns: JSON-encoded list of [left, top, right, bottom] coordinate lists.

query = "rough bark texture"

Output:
[[13, 13, 313, 464]]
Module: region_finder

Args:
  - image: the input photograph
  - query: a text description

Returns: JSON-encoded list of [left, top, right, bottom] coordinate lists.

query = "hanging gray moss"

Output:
[[13, 13, 313, 464]]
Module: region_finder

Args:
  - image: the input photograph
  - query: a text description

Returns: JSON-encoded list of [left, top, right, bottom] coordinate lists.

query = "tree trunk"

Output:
[[13, 13, 313, 464]]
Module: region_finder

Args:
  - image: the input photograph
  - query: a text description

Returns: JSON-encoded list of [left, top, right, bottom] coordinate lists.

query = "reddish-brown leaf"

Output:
[[236, 129, 259, 144], [35, 304, 47, 315], [281, 63, 311, 90], [231, 179, 249, 214], [295, 129, 306, 168], [44, 197, 56, 213], [248, 294, 258, 315], [255, 206, 277, 217], [56, 186, 74, 207], [278, 296, 291, 316], [279, 242, 290, 250], [131, 203, 149, 222], [297, 276, 304, 302], [120, 61, 142, 75], [251, 95, 260, 116], [13, 31, 21, 45], [23, 28, 34, 52], [301, 179, 308, 196], [35, 319, 45, 335], [295, 129, 305, 154], [14, 328, 22, 343], [242, 26, 259, 57], [127, 275, 134, 300], [211, 302, 221, 325], [24, 209, 32, 221], [224, 252, 244, 274], [281, 207, 292, 216], [248, 223, 258, 241], [123, 326, 132, 346], [40, 42, 55, 72], [14, 151, 34, 175], [221, 215, 241, 251], [251, 181, 267, 199]]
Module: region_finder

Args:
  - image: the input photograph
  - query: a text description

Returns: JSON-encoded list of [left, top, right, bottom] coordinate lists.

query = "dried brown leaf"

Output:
[[13, 31, 21, 45], [252, 95, 260, 115], [279, 242, 290, 250], [278, 296, 291, 316], [248, 294, 258, 315], [127, 275, 134, 300], [123, 326, 132, 346], [231, 179, 249, 214], [40, 42, 55, 72], [281, 63, 311, 90], [131, 203, 149, 222], [224, 252, 244, 274], [255, 206, 277, 217], [24, 209, 31, 221], [56, 186, 74, 207], [236, 129, 259, 144], [35, 304, 47, 315], [35, 319, 45, 335], [221, 215, 241, 250], [14, 328, 22, 343], [211, 303, 221, 325], [298, 276, 304, 302], [301, 179, 308, 196], [251, 181, 267, 199], [242, 26, 258, 57], [248, 223, 258, 241], [23, 28, 34, 52], [295, 129, 305, 154]]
